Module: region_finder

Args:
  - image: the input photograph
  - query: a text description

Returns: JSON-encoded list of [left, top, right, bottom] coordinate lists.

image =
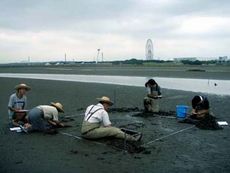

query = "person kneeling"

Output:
[[27, 102, 65, 134], [81, 96, 142, 142], [182, 95, 221, 130]]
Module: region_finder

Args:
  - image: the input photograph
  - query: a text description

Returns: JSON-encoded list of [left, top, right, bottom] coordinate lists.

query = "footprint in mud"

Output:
[[134, 156, 142, 159], [70, 150, 79, 154], [97, 157, 105, 160], [156, 148, 162, 154], [15, 161, 23, 164], [142, 150, 151, 155], [101, 151, 115, 155]]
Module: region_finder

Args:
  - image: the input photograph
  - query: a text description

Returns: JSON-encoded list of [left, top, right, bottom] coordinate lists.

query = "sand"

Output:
[[0, 70, 230, 173]]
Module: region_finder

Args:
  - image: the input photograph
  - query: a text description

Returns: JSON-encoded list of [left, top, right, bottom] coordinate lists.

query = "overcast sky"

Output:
[[0, 0, 230, 63]]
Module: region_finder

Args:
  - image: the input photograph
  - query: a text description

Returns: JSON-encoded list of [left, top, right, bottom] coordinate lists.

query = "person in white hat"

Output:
[[81, 96, 142, 141], [26, 102, 65, 133], [8, 83, 31, 127]]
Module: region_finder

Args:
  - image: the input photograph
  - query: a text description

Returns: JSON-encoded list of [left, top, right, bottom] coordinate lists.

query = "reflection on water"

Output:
[[0, 73, 229, 95]]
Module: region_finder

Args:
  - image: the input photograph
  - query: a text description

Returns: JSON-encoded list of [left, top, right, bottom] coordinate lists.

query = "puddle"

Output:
[[0, 73, 229, 95]]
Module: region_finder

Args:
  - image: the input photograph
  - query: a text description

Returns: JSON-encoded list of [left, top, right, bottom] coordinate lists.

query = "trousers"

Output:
[[81, 121, 136, 141], [28, 107, 51, 131], [144, 97, 159, 112]]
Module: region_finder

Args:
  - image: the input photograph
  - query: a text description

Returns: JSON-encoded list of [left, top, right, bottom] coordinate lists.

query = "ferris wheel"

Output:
[[145, 39, 153, 60]]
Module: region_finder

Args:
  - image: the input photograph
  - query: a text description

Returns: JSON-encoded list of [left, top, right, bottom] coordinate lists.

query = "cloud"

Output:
[[0, 0, 230, 63], [0, 0, 133, 31]]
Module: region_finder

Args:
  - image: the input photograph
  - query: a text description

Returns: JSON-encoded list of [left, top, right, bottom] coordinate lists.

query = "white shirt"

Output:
[[37, 105, 59, 121], [84, 103, 111, 126]]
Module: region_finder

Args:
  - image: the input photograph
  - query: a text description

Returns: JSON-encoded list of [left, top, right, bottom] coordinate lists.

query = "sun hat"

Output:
[[50, 102, 64, 113], [15, 83, 31, 91], [96, 96, 113, 106]]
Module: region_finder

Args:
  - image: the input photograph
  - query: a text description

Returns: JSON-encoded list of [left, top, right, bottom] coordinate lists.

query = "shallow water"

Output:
[[0, 73, 229, 95]]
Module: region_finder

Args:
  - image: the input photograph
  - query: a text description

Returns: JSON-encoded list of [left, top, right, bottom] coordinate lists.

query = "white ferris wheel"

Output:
[[145, 39, 153, 60]]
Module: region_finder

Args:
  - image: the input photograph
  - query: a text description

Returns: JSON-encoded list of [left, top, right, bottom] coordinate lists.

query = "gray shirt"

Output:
[[8, 93, 27, 119]]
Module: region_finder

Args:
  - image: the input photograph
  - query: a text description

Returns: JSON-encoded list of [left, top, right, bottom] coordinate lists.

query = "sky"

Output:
[[0, 0, 230, 63]]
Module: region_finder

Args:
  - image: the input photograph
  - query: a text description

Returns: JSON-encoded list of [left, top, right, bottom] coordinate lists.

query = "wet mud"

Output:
[[1, 77, 230, 173]]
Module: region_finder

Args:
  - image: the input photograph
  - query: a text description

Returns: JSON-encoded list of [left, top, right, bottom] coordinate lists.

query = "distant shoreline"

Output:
[[0, 65, 230, 80], [0, 73, 229, 95]]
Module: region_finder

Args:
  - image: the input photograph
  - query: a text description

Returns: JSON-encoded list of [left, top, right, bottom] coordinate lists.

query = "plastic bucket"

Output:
[[176, 105, 189, 119]]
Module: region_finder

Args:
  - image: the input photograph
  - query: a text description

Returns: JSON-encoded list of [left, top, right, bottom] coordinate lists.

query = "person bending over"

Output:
[[181, 95, 221, 130], [27, 102, 65, 134]]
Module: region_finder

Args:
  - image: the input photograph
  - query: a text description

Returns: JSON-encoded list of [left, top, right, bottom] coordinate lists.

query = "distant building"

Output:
[[45, 62, 51, 66], [219, 56, 228, 62], [174, 57, 197, 62]]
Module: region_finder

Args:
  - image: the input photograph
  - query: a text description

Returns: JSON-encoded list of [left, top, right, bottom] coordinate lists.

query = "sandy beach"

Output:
[[0, 68, 230, 173]]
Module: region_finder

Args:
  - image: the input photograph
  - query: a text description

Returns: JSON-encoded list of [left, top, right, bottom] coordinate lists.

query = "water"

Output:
[[0, 73, 229, 95]]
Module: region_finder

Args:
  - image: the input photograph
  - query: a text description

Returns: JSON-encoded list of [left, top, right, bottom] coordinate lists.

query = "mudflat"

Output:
[[0, 67, 230, 173]]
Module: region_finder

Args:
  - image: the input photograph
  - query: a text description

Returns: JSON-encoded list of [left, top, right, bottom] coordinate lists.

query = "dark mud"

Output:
[[87, 137, 146, 154], [61, 112, 146, 153], [1, 77, 230, 173], [132, 110, 176, 117], [180, 114, 223, 130]]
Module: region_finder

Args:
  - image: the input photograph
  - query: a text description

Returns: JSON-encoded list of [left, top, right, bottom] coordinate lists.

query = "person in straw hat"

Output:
[[81, 96, 142, 141], [26, 102, 65, 134], [8, 83, 31, 127]]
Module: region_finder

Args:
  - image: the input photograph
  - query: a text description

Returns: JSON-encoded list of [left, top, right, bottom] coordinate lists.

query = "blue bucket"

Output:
[[176, 105, 189, 119]]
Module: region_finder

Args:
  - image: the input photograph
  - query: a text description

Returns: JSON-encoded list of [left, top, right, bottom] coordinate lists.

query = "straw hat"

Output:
[[97, 96, 113, 106], [51, 102, 64, 113], [15, 83, 31, 91]]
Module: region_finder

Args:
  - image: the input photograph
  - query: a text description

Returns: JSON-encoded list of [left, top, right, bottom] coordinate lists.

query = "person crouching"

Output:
[[191, 95, 210, 119], [181, 95, 221, 130], [143, 79, 162, 113], [81, 96, 142, 142], [27, 102, 65, 134], [8, 83, 31, 127]]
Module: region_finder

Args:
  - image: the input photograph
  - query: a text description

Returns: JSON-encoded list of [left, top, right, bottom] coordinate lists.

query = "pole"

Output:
[[96, 49, 100, 64], [65, 53, 67, 63]]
